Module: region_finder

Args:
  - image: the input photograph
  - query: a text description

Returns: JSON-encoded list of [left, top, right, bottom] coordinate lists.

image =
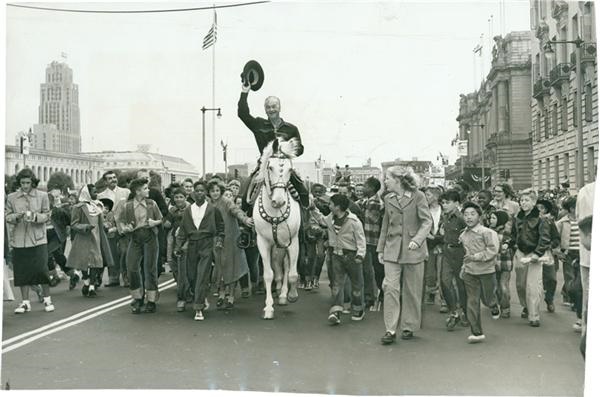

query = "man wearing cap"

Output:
[[237, 81, 309, 210]]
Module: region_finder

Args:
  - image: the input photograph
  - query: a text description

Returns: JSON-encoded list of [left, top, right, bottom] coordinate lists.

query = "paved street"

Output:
[[1, 271, 586, 395]]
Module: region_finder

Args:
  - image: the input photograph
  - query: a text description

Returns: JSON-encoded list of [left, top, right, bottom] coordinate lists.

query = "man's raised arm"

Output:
[[238, 83, 258, 131]]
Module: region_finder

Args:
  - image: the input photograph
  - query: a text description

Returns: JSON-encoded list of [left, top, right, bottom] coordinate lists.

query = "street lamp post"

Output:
[[467, 123, 486, 190], [201, 106, 222, 178], [543, 37, 586, 188]]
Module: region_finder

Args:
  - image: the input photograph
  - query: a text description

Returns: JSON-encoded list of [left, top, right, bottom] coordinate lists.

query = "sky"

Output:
[[5, 0, 531, 174]]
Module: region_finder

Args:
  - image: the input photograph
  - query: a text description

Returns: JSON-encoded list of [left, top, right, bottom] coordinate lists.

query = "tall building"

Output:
[[456, 31, 533, 191], [38, 61, 81, 153], [530, 1, 598, 191]]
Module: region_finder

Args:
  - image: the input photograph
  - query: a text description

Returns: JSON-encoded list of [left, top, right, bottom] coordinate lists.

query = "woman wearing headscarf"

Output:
[[377, 166, 432, 344], [5, 168, 54, 313], [67, 184, 114, 297], [207, 179, 253, 310]]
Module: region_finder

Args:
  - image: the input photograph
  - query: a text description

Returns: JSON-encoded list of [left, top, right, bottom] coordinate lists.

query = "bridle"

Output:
[[257, 153, 293, 248]]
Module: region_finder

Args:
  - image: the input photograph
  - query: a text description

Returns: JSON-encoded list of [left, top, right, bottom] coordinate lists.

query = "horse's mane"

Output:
[[257, 138, 299, 182]]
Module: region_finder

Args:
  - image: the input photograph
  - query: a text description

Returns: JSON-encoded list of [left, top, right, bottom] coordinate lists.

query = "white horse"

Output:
[[252, 138, 302, 319]]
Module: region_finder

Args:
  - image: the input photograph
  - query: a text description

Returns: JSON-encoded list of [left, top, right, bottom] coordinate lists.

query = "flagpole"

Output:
[[211, 7, 216, 175]]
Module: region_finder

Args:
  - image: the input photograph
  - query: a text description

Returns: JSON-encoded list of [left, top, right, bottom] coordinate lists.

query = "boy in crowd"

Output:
[[164, 188, 189, 280], [118, 178, 163, 314], [358, 177, 385, 310], [174, 181, 224, 321], [439, 190, 468, 329], [512, 189, 552, 327], [459, 202, 501, 343], [424, 186, 443, 305], [325, 194, 367, 325]]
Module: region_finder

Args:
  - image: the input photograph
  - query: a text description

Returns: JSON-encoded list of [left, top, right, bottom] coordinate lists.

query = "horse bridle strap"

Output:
[[258, 188, 292, 248]]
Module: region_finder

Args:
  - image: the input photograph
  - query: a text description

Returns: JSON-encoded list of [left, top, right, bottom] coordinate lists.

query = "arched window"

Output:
[[43, 167, 48, 182], [14, 163, 19, 173]]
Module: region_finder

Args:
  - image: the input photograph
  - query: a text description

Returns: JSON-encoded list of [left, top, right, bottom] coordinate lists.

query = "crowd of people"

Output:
[[3, 164, 594, 354]]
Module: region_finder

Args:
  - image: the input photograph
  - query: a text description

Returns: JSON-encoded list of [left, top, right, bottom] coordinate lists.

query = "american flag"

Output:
[[202, 11, 217, 50]]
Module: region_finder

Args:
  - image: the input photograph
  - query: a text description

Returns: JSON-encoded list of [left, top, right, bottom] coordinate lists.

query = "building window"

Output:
[[546, 158, 551, 189], [561, 96, 568, 132], [573, 89, 579, 127], [588, 146, 596, 182], [536, 113, 542, 141], [544, 108, 550, 139], [564, 152, 570, 180], [585, 83, 593, 122], [538, 160, 543, 188], [554, 155, 560, 187], [552, 103, 558, 136]]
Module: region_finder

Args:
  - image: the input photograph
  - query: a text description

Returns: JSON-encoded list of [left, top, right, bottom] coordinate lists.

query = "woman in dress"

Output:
[[5, 168, 54, 313], [67, 184, 114, 297], [207, 180, 253, 309]]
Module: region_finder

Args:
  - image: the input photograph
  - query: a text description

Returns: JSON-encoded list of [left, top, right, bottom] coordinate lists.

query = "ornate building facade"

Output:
[[456, 31, 533, 191], [530, 0, 597, 191]]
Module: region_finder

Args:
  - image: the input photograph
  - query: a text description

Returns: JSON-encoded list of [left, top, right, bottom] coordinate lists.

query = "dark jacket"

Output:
[[512, 206, 551, 257], [175, 202, 224, 248], [149, 188, 169, 217], [237, 92, 304, 157]]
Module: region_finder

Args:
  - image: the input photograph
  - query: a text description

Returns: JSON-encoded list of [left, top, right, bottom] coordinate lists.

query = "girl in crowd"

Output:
[[67, 185, 114, 297], [208, 180, 253, 310], [5, 168, 55, 313]]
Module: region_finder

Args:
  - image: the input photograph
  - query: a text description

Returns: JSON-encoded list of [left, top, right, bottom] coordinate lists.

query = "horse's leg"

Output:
[[279, 251, 290, 306], [287, 236, 300, 303], [272, 247, 284, 298], [257, 236, 274, 319]]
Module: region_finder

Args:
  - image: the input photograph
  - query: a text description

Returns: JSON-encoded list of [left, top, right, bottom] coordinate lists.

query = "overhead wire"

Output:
[[7, 1, 269, 14]]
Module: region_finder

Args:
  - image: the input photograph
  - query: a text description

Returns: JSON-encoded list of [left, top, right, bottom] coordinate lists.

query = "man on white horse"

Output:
[[237, 82, 309, 212]]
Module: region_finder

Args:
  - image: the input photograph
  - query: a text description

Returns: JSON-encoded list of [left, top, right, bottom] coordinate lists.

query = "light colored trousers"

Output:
[[514, 250, 544, 322], [382, 261, 424, 333]]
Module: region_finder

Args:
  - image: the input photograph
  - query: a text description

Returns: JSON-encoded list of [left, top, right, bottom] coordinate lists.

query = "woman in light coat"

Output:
[[377, 166, 432, 344], [5, 168, 54, 313], [207, 180, 253, 310], [67, 184, 114, 297]]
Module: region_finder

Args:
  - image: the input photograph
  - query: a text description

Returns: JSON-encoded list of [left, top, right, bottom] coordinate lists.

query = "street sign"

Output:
[[457, 140, 468, 157]]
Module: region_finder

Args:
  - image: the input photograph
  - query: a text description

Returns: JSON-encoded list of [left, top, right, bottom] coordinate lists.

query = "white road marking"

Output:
[[2, 279, 176, 352]]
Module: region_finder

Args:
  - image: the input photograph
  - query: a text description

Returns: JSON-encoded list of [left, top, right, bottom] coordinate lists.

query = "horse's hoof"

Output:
[[263, 309, 274, 320], [278, 297, 288, 306], [287, 295, 298, 303]]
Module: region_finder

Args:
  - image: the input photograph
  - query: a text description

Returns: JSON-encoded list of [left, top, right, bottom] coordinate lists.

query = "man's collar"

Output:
[[18, 189, 36, 197], [193, 201, 207, 209], [134, 197, 146, 206], [466, 223, 485, 233]]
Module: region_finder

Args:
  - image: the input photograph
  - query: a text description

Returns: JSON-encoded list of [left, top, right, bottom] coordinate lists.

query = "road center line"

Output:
[[2, 278, 176, 348], [2, 281, 176, 354]]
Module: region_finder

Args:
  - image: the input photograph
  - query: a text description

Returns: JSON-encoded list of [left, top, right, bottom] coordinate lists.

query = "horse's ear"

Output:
[[278, 138, 299, 159]]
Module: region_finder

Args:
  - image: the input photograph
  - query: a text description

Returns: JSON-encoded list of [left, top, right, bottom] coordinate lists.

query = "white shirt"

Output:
[[191, 201, 208, 229], [429, 204, 442, 235]]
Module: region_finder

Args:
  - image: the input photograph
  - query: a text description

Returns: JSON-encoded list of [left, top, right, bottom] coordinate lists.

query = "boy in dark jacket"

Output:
[[174, 181, 224, 321], [512, 189, 552, 327]]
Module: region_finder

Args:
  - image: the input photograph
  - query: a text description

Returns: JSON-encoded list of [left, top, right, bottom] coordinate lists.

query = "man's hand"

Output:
[[244, 218, 254, 228], [459, 267, 466, 280], [163, 220, 172, 229], [354, 255, 364, 265], [148, 219, 161, 228], [215, 238, 224, 249], [378, 253, 384, 264], [174, 249, 183, 258], [241, 82, 251, 93], [530, 254, 540, 263], [122, 224, 134, 233], [408, 241, 419, 250]]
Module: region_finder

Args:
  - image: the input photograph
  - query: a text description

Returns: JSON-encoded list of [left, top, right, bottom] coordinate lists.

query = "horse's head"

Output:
[[260, 138, 298, 208]]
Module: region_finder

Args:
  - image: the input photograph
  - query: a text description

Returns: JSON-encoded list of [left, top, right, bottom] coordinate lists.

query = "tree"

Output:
[[47, 172, 74, 194]]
